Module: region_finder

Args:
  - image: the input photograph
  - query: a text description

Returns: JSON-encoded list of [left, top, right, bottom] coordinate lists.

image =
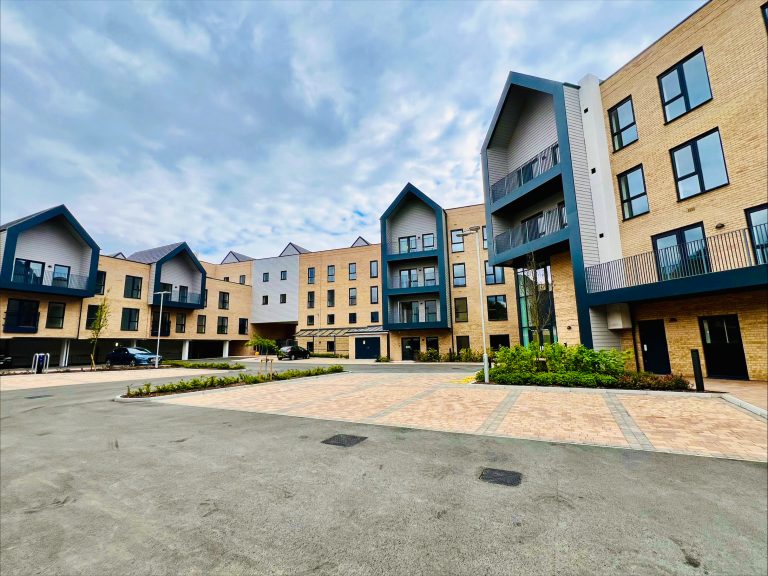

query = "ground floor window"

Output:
[[456, 335, 470, 352], [5, 299, 39, 331], [306, 341, 314, 352], [426, 337, 439, 352], [326, 341, 335, 353], [152, 311, 171, 336], [515, 258, 557, 346], [489, 334, 510, 351]]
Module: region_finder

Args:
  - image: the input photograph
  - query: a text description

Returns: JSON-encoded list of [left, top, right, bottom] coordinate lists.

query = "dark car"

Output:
[[277, 345, 310, 360], [0, 354, 12, 369], [105, 347, 162, 367]]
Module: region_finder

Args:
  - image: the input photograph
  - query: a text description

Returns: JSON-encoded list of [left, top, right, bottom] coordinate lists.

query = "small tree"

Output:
[[246, 334, 278, 355], [521, 251, 554, 350], [89, 294, 110, 370]]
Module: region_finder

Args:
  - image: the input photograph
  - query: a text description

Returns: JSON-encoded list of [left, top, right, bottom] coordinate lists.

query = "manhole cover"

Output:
[[322, 434, 367, 447], [25, 394, 53, 400], [479, 468, 522, 486]]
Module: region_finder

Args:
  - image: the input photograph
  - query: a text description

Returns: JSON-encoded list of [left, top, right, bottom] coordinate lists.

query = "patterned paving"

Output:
[[157, 372, 768, 462]]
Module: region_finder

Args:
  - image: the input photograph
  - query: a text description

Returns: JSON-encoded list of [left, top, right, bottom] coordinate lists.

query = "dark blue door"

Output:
[[355, 337, 380, 360]]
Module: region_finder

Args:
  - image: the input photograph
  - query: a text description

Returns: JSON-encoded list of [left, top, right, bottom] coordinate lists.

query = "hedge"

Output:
[[479, 368, 690, 391], [125, 365, 344, 398], [163, 360, 245, 370]]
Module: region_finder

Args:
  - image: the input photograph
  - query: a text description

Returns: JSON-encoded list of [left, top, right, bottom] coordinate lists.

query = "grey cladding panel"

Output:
[[251, 254, 299, 323], [14, 220, 92, 277], [386, 198, 437, 244]]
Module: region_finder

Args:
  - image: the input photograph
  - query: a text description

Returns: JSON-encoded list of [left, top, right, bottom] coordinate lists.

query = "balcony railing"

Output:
[[11, 270, 90, 291], [388, 277, 439, 289], [385, 237, 437, 256], [585, 225, 768, 294], [494, 205, 567, 255], [490, 142, 560, 203], [154, 290, 203, 306], [388, 312, 440, 325]]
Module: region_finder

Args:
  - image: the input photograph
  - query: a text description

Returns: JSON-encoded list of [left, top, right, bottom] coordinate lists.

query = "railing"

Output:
[[388, 277, 439, 289], [154, 290, 203, 305], [11, 270, 90, 290], [490, 142, 560, 203], [384, 237, 437, 256], [585, 224, 767, 294], [494, 205, 567, 255], [388, 312, 440, 325]]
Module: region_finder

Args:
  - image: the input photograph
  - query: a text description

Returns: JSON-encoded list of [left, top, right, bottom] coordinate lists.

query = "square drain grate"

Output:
[[479, 468, 522, 487], [322, 434, 367, 447]]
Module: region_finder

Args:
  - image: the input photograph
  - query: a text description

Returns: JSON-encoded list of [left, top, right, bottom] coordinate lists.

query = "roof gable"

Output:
[[279, 242, 310, 257], [380, 182, 443, 222], [351, 236, 370, 247]]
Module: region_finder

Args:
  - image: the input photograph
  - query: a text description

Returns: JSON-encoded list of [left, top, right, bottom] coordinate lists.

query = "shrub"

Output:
[[416, 349, 440, 362], [493, 345, 538, 373], [375, 356, 391, 362], [310, 352, 347, 359], [163, 360, 245, 370], [480, 367, 690, 391], [247, 335, 278, 355]]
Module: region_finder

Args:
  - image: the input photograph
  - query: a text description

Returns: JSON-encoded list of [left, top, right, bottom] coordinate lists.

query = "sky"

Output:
[[0, 0, 703, 262]]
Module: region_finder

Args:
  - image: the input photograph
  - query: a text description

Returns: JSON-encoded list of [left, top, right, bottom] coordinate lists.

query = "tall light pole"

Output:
[[153, 291, 170, 368], [459, 226, 489, 383]]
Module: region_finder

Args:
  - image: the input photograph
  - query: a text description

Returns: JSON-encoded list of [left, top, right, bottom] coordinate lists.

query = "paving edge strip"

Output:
[[721, 393, 768, 420]]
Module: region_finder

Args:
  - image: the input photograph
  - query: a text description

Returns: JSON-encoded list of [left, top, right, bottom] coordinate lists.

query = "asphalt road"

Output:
[[1, 365, 766, 576]]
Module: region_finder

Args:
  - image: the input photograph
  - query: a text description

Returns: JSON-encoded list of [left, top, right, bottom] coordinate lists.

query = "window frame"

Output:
[[454, 297, 468, 322], [197, 315, 206, 334], [669, 128, 729, 201], [45, 301, 66, 329], [349, 312, 357, 324], [279, 293, 287, 304], [371, 311, 380, 323], [85, 304, 99, 330], [307, 315, 315, 326], [307, 267, 315, 284], [422, 233, 435, 250], [217, 316, 228, 335], [652, 222, 710, 281], [262, 295, 269, 305], [12, 258, 44, 285], [349, 287, 357, 306], [456, 335, 470, 352], [123, 275, 142, 299], [120, 307, 139, 331], [452, 263, 466, 287], [219, 291, 230, 310], [607, 96, 639, 152], [617, 164, 650, 220], [657, 47, 713, 124], [175, 312, 186, 334], [398, 235, 417, 253], [745, 204, 768, 265], [369, 260, 378, 278], [484, 261, 505, 285], [482, 226, 487, 250], [280, 270, 287, 281], [348, 262, 356, 280], [95, 271, 106, 295], [327, 265, 335, 282], [262, 272, 269, 282], [307, 291, 315, 309], [450, 229, 464, 253], [238, 318, 248, 335], [424, 300, 437, 323], [239, 275, 246, 285], [327, 314, 335, 325], [327, 289, 335, 307], [370, 285, 379, 304], [487, 295, 509, 322]]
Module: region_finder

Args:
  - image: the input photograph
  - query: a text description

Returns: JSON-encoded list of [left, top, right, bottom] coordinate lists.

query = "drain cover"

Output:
[[479, 468, 522, 486], [322, 434, 367, 447], [25, 394, 53, 399]]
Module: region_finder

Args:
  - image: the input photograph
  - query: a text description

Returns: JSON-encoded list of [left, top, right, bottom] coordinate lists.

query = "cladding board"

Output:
[[386, 199, 437, 245], [251, 254, 299, 323], [14, 220, 91, 277], [160, 254, 203, 294], [505, 92, 557, 172]]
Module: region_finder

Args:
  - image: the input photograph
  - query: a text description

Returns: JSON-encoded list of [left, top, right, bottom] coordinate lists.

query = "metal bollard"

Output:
[[691, 349, 705, 392]]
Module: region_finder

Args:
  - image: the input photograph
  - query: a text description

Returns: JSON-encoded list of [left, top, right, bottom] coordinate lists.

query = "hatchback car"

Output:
[[105, 347, 162, 367], [277, 345, 310, 360]]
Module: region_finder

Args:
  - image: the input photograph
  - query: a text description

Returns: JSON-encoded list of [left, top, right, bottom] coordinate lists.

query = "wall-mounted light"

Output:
[[567, 326, 572, 330], [715, 223, 725, 230]]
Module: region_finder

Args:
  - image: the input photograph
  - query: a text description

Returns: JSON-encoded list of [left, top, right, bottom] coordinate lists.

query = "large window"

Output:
[[307, 291, 315, 309], [423, 266, 436, 286], [451, 229, 464, 252], [197, 315, 206, 334], [398, 236, 416, 253], [85, 304, 99, 330], [239, 318, 248, 335], [175, 313, 186, 333], [653, 223, 709, 281], [452, 263, 466, 287], [327, 265, 335, 282], [219, 291, 230, 310], [348, 262, 356, 280], [12, 259, 43, 285], [425, 300, 437, 322], [95, 271, 106, 295], [487, 295, 508, 321], [658, 48, 712, 122], [370, 286, 378, 304], [746, 205, 768, 265], [516, 260, 557, 346], [45, 302, 66, 329], [217, 316, 228, 334], [618, 165, 649, 220], [327, 289, 335, 307], [423, 233, 435, 250], [120, 308, 139, 331], [124, 275, 142, 299], [5, 299, 39, 330], [399, 268, 418, 288], [454, 298, 468, 322], [370, 260, 378, 278], [608, 97, 638, 151], [349, 288, 357, 306], [485, 261, 505, 285], [671, 129, 728, 200], [307, 267, 315, 284]]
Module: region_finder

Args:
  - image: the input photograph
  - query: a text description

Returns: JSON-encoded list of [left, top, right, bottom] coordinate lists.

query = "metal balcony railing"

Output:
[[585, 224, 768, 294], [11, 270, 90, 290], [384, 237, 437, 256], [494, 205, 567, 255], [388, 312, 440, 325], [388, 277, 439, 289], [490, 142, 560, 203], [155, 290, 203, 305]]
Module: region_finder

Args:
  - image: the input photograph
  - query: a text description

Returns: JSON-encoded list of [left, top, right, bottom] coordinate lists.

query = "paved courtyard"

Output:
[[158, 371, 768, 461]]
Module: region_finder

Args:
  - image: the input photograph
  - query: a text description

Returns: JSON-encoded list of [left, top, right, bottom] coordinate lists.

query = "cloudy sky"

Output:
[[1, 0, 702, 262]]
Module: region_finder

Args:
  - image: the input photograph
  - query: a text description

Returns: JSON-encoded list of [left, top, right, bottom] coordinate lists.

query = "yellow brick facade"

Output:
[[549, 250, 581, 347]]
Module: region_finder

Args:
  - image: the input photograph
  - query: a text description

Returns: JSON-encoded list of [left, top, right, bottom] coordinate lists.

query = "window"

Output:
[[454, 298, 468, 322], [12, 259, 43, 285], [327, 314, 335, 325], [618, 165, 650, 219], [426, 337, 439, 352], [307, 267, 315, 284], [327, 265, 335, 282], [485, 261, 505, 285], [608, 97, 638, 151], [219, 291, 230, 310], [151, 311, 170, 337], [671, 129, 728, 200], [371, 311, 380, 323], [124, 275, 142, 299], [326, 341, 335, 353], [307, 291, 315, 309], [239, 318, 248, 335], [217, 316, 228, 334], [262, 295, 268, 305], [306, 341, 314, 353], [399, 268, 418, 288], [423, 233, 435, 250], [521, 212, 544, 243], [425, 300, 437, 322], [327, 289, 335, 307], [456, 335, 470, 352], [45, 302, 66, 329], [370, 260, 378, 278], [452, 263, 466, 287], [223, 276, 230, 282], [482, 226, 487, 250], [203, 289, 208, 307], [280, 293, 287, 304], [119, 308, 139, 331], [490, 334, 510, 351], [5, 299, 39, 330], [159, 282, 172, 295], [746, 205, 768, 265], [262, 272, 269, 282], [451, 229, 464, 252], [370, 286, 379, 304], [400, 301, 419, 323], [176, 285, 187, 303], [307, 315, 315, 326], [349, 262, 356, 280], [349, 288, 357, 306], [516, 260, 557, 346], [239, 275, 246, 285], [423, 267, 436, 286], [658, 48, 712, 122], [280, 270, 287, 281], [197, 315, 206, 334], [398, 236, 416, 253], [653, 223, 709, 280], [85, 304, 99, 330], [175, 313, 186, 333], [349, 312, 357, 324], [487, 295, 508, 321], [95, 271, 106, 295]]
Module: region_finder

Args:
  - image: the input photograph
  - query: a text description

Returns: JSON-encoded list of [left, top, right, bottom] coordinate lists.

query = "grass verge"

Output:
[[163, 360, 245, 370]]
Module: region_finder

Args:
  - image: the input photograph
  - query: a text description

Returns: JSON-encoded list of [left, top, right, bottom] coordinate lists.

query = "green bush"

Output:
[[309, 352, 348, 359], [493, 345, 538, 372], [375, 356, 391, 363], [416, 349, 440, 362], [163, 360, 245, 370], [480, 367, 690, 391], [247, 335, 278, 355], [125, 365, 344, 398]]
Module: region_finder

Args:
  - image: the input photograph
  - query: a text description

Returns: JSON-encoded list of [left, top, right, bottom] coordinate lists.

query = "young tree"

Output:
[[246, 334, 278, 356], [89, 294, 110, 370], [521, 251, 554, 350]]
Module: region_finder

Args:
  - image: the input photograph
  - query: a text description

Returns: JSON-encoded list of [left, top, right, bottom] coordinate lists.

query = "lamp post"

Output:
[[153, 290, 170, 368], [458, 226, 489, 383]]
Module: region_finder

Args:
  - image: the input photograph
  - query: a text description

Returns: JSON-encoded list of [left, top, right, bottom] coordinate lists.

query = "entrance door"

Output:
[[698, 315, 749, 380], [355, 337, 380, 360], [401, 337, 420, 361], [638, 320, 671, 374]]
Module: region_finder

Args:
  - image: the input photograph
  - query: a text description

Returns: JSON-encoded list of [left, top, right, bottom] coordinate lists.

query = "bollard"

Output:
[[691, 349, 705, 392]]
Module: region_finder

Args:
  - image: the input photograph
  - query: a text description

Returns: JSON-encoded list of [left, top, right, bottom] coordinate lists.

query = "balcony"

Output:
[[490, 142, 559, 204], [384, 237, 438, 260], [585, 225, 768, 305], [152, 289, 203, 308], [386, 311, 444, 330], [494, 205, 568, 259], [388, 277, 440, 294], [10, 270, 90, 291]]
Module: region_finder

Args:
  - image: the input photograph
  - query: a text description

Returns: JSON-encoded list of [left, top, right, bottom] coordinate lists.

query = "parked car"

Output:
[[0, 354, 12, 369], [105, 347, 162, 367], [277, 345, 310, 360]]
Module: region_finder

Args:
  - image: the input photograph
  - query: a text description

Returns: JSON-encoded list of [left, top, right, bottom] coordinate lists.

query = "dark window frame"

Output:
[[239, 275, 246, 285], [371, 311, 380, 323], [262, 295, 268, 305], [452, 263, 466, 287], [348, 262, 357, 280], [484, 261, 505, 285], [608, 96, 639, 151], [482, 226, 487, 249], [422, 233, 435, 250], [307, 315, 315, 326], [217, 316, 228, 334], [175, 312, 186, 334], [219, 291, 230, 310], [745, 204, 768, 265], [279, 293, 287, 304], [85, 304, 99, 330], [349, 287, 357, 306], [370, 285, 379, 304], [652, 222, 710, 281], [425, 300, 437, 322], [327, 314, 335, 325], [124, 275, 142, 299], [369, 260, 378, 278], [95, 270, 106, 295], [45, 301, 66, 329], [327, 289, 335, 308], [307, 291, 315, 309], [307, 267, 315, 284], [280, 270, 287, 281], [120, 307, 139, 331], [450, 229, 464, 253], [454, 297, 468, 322], [398, 235, 417, 253], [670, 128, 729, 201], [456, 335, 470, 352], [657, 47, 713, 124], [262, 272, 269, 282], [617, 164, 650, 220], [349, 312, 357, 324], [6, 298, 39, 330], [327, 265, 335, 282], [197, 315, 206, 334], [487, 295, 508, 322], [238, 318, 248, 335]]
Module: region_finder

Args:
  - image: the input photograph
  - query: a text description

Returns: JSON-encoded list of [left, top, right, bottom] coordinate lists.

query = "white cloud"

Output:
[[71, 29, 169, 84], [0, 7, 41, 54], [137, 4, 211, 56]]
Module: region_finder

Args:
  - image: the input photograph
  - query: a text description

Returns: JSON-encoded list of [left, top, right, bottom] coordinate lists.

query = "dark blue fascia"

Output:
[[385, 249, 439, 263], [386, 321, 449, 332], [587, 265, 768, 307], [151, 242, 206, 310], [387, 285, 441, 297], [492, 228, 570, 269], [2, 324, 38, 334], [489, 165, 562, 214], [0, 205, 100, 298]]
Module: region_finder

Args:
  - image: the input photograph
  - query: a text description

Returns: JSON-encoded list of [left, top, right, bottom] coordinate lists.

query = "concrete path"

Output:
[[705, 378, 768, 410], [157, 372, 768, 462]]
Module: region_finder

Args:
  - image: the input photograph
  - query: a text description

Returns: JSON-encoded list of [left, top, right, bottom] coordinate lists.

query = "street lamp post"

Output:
[[459, 226, 489, 383], [153, 291, 171, 368]]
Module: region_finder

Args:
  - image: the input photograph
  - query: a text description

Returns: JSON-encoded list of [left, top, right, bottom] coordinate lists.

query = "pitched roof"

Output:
[[351, 236, 370, 247], [221, 250, 255, 264], [279, 242, 310, 257], [127, 242, 185, 264], [0, 205, 64, 232], [108, 252, 126, 259]]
